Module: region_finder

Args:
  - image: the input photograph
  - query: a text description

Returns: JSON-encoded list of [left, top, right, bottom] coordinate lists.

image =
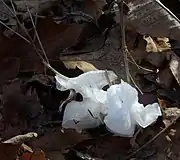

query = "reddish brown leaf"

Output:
[[0, 143, 21, 160]]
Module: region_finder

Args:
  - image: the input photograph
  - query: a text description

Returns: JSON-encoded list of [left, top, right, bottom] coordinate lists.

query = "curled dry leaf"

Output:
[[144, 36, 159, 52], [127, 0, 180, 40], [144, 36, 171, 52]]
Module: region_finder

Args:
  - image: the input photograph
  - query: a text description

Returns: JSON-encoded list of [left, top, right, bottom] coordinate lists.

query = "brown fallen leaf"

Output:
[[156, 67, 173, 89], [31, 128, 90, 151], [2, 80, 41, 129], [20, 149, 46, 160], [63, 61, 97, 72], [126, 0, 180, 40], [83, 0, 106, 20], [0, 143, 21, 160], [144, 52, 167, 67], [0, 58, 20, 86], [169, 53, 180, 86], [46, 151, 65, 160]]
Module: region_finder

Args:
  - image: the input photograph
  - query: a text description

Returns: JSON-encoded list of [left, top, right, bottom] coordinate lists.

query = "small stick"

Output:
[[3, 132, 38, 145], [33, 7, 38, 41], [124, 114, 180, 160], [43, 61, 68, 80], [127, 59, 154, 72], [26, 5, 49, 64], [118, 0, 130, 83], [129, 74, 143, 95], [0, 20, 30, 43]]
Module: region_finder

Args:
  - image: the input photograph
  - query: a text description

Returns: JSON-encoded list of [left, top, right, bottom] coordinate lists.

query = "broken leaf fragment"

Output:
[[169, 54, 180, 85]]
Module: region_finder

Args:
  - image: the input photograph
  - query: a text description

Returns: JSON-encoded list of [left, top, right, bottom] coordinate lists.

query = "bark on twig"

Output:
[[117, 0, 130, 83]]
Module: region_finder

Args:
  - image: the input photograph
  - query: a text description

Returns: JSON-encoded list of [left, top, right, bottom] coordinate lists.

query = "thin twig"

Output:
[[26, 5, 49, 64], [9, 0, 16, 13], [0, 20, 30, 43], [118, 0, 130, 83], [1, 0, 30, 39], [43, 61, 68, 80], [129, 73, 143, 94], [1, 0, 45, 62], [127, 59, 154, 72], [128, 50, 140, 69], [124, 114, 180, 160], [33, 6, 38, 41]]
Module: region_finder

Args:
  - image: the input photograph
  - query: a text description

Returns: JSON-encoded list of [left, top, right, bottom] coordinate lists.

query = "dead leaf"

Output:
[[144, 52, 167, 67], [83, 0, 106, 20], [158, 98, 171, 109], [127, 0, 180, 40], [63, 61, 97, 72], [20, 149, 46, 160], [156, 37, 171, 52], [144, 36, 171, 52], [46, 151, 65, 160], [2, 80, 41, 128], [144, 36, 158, 52], [126, 30, 148, 60], [0, 143, 21, 160], [0, 58, 20, 86], [169, 54, 180, 85], [31, 128, 90, 151], [156, 67, 173, 89]]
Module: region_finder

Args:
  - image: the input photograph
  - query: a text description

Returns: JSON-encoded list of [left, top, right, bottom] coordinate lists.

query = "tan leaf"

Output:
[[63, 61, 97, 72], [127, 0, 180, 40], [144, 36, 158, 52], [144, 36, 171, 52]]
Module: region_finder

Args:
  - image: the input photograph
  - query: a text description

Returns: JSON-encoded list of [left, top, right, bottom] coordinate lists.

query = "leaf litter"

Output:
[[1, 0, 180, 160]]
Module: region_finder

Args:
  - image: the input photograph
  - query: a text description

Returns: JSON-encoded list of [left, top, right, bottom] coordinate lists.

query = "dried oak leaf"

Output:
[[127, 0, 180, 40]]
